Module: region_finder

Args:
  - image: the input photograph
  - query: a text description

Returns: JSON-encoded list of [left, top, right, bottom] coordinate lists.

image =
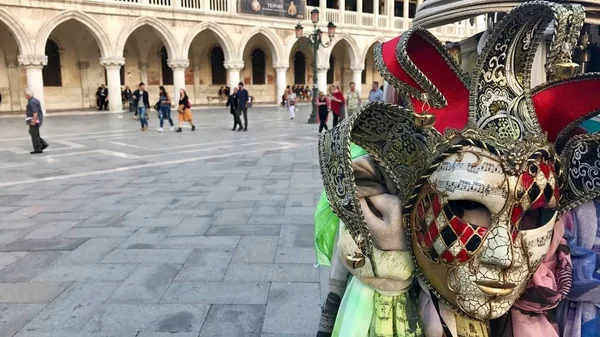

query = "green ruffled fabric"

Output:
[[314, 143, 368, 265], [332, 277, 425, 337]]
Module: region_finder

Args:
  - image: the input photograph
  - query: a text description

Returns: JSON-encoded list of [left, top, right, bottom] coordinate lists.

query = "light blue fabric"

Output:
[[558, 199, 600, 337]]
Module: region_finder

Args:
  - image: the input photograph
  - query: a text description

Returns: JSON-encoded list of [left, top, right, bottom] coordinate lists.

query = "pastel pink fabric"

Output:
[[511, 218, 573, 337]]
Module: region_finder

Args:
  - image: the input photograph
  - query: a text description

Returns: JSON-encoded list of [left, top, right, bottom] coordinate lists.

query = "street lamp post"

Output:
[[295, 9, 336, 124]]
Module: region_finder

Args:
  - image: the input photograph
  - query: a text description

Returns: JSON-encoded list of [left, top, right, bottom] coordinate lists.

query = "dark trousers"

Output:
[[98, 97, 108, 110], [233, 109, 243, 129], [29, 125, 48, 152], [240, 107, 248, 129], [332, 113, 340, 127], [318, 110, 329, 133]]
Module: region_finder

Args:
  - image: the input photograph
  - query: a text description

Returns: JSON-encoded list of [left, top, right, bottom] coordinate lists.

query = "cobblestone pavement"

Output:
[[0, 105, 329, 337]]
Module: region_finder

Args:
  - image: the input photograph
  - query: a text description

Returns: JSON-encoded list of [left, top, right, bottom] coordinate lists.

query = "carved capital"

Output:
[[167, 59, 189, 69], [6, 60, 18, 69], [350, 65, 364, 72], [78, 61, 90, 70], [317, 65, 330, 72], [100, 57, 125, 70], [224, 61, 244, 71], [139, 62, 149, 70], [18, 54, 47, 68], [274, 63, 289, 71]]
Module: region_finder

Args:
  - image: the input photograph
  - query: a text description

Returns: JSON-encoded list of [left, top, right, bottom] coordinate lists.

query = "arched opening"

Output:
[[121, 24, 176, 104], [185, 29, 233, 104], [251, 48, 266, 85], [363, 43, 382, 93], [327, 55, 335, 84], [161, 45, 173, 85], [40, 19, 108, 111], [293, 51, 306, 85], [43, 40, 62, 87], [210, 46, 226, 85], [0, 20, 25, 112], [241, 32, 278, 102], [328, 39, 355, 91], [287, 36, 314, 90]]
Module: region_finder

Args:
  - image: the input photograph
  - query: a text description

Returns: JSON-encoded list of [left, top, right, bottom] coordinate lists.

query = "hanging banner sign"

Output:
[[239, 0, 305, 19]]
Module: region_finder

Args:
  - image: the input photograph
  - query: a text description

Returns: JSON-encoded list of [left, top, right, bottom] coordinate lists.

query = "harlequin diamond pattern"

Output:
[[511, 159, 560, 229], [415, 193, 487, 263]]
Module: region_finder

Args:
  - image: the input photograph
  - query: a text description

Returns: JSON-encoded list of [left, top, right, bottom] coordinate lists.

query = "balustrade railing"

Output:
[[181, 0, 201, 9], [344, 12, 358, 26], [326, 9, 340, 24], [97, 0, 479, 38], [208, 0, 228, 11], [149, 0, 171, 5], [361, 13, 374, 27]]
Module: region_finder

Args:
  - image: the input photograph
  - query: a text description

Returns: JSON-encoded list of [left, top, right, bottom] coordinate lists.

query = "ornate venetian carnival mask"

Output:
[[319, 0, 600, 323]]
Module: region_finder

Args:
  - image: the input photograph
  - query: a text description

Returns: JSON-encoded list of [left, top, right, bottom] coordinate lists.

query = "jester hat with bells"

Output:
[[316, 1, 600, 336]]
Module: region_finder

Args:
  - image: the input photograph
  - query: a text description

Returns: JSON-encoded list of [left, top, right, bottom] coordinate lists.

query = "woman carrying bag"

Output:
[[176, 88, 196, 133]]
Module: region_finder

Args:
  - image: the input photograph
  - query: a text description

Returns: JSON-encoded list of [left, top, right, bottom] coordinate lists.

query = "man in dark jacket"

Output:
[[132, 82, 150, 131], [236, 82, 250, 132], [226, 88, 241, 131], [97, 84, 108, 110], [24, 88, 48, 154]]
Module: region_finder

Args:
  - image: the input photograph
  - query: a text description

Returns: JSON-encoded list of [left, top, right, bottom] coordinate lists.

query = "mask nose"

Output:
[[477, 222, 515, 269]]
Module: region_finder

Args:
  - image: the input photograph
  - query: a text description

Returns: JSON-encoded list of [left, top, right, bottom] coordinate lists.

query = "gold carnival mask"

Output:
[[319, 0, 600, 323]]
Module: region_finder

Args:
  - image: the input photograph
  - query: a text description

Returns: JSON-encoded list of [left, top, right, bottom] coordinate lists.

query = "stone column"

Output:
[[100, 57, 125, 113], [320, 0, 327, 23], [18, 54, 47, 113], [374, 0, 379, 27], [351, 65, 363, 91], [357, 0, 363, 25], [275, 66, 288, 99], [78, 62, 91, 109], [403, 0, 409, 29], [168, 59, 189, 106], [6, 60, 21, 111], [339, 0, 345, 24], [225, 62, 244, 88], [387, 0, 394, 29], [139, 62, 149, 84], [317, 66, 328, 92]]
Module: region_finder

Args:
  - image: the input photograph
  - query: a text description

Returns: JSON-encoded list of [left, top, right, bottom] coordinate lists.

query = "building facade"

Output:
[[0, 0, 483, 113]]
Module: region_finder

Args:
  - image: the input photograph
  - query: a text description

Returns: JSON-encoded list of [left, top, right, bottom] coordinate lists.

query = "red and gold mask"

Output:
[[318, 0, 600, 324]]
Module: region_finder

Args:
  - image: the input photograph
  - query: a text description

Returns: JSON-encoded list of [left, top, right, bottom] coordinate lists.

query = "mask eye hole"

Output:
[[446, 200, 492, 228], [519, 207, 556, 231]]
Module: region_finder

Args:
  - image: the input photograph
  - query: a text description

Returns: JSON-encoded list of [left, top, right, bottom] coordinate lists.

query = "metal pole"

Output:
[[308, 27, 319, 124]]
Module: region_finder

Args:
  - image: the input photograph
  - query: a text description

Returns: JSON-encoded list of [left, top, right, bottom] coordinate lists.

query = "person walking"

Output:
[[286, 87, 297, 120], [330, 85, 345, 127], [24, 88, 48, 154], [316, 91, 330, 134], [236, 82, 249, 131], [346, 81, 361, 117], [226, 87, 241, 131], [97, 84, 108, 110], [176, 88, 196, 133], [123, 86, 134, 113], [157, 86, 175, 132], [133, 82, 150, 131], [368, 81, 384, 102]]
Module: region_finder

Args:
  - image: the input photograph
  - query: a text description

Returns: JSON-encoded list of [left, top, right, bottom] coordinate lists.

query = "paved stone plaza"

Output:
[[0, 105, 328, 337]]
